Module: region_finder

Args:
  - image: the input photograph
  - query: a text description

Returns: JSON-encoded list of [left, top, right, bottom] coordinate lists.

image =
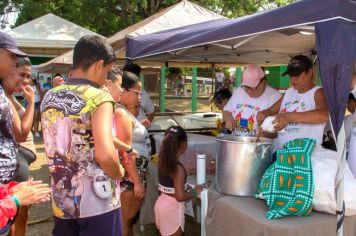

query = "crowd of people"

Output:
[[1, 32, 201, 236], [0, 31, 51, 236], [1, 26, 356, 236]]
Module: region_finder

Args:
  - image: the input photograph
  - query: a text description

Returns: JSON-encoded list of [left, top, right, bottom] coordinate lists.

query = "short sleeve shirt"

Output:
[[41, 79, 119, 219], [224, 86, 281, 136]]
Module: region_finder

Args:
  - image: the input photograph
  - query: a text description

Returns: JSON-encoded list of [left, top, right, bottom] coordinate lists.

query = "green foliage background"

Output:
[[1, 0, 293, 36], [0, 0, 294, 79]]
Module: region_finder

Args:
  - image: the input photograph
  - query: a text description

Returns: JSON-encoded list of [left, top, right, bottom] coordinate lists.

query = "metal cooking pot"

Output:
[[216, 136, 273, 196]]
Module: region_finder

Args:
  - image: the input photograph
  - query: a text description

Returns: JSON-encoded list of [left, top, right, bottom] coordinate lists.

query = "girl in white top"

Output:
[[257, 55, 329, 149]]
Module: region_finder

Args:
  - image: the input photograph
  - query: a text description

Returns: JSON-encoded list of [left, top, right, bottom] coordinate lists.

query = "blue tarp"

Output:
[[316, 19, 356, 136]]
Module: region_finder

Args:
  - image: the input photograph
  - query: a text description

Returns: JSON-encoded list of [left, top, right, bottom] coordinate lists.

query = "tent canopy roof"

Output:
[[125, 0, 356, 138], [108, 0, 224, 51], [126, 0, 356, 66], [8, 13, 99, 50], [37, 0, 224, 72]]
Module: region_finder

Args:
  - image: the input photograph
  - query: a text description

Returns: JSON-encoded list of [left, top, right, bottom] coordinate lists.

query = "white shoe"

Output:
[[35, 132, 41, 138]]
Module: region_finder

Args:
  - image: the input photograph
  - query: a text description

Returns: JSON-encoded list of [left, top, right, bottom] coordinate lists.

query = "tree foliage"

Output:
[[1, 0, 294, 36]]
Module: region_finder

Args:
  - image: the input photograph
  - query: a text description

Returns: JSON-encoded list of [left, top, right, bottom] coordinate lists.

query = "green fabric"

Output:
[[255, 138, 316, 219]]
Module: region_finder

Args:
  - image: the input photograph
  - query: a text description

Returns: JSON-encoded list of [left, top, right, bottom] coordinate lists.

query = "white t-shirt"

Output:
[[224, 86, 281, 136], [275, 86, 326, 150], [137, 90, 154, 121], [345, 112, 356, 150]]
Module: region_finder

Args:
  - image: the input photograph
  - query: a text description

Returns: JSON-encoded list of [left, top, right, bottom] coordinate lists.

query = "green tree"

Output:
[[1, 0, 294, 36], [1, 0, 179, 36]]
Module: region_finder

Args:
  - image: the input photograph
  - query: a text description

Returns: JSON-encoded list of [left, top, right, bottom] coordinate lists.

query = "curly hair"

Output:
[[158, 126, 187, 175]]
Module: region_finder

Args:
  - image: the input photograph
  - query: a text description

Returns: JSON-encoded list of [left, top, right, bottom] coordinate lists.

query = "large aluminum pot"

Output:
[[216, 136, 273, 196]]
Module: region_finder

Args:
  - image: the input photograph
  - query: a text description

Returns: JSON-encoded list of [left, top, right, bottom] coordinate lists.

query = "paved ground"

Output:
[[27, 98, 209, 236]]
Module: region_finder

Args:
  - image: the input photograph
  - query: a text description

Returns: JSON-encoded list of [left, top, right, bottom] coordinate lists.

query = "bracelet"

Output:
[[125, 147, 133, 153], [191, 188, 198, 198], [11, 194, 20, 209]]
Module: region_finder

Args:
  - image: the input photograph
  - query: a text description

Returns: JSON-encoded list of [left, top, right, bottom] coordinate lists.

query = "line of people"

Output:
[[1, 29, 197, 236], [0, 32, 51, 236], [39, 35, 149, 236]]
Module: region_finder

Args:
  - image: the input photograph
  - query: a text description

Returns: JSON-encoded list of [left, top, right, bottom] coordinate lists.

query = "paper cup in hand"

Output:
[[261, 116, 277, 133]]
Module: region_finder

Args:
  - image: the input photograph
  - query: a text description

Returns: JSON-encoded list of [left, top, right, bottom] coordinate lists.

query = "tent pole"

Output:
[[192, 67, 198, 112], [212, 65, 215, 94], [234, 67, 242, 88], [160, 66, 166, 112], [335, 122, 346, 236]]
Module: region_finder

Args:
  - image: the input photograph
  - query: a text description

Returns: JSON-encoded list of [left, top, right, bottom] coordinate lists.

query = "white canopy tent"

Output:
[[7, 13, 99, 57], [37, 0, 225, 73]]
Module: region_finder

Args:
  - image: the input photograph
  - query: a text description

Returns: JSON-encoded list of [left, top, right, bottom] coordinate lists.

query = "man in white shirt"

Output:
[[137, 89, 155, 124], [223, 65, 281, 137]]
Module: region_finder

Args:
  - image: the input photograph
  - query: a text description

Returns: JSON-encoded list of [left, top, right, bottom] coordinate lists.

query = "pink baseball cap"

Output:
[[241, 65, 265, 88]]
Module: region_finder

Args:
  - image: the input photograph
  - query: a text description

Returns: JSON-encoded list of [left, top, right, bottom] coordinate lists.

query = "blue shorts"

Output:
[[53, 208, 122, 236]]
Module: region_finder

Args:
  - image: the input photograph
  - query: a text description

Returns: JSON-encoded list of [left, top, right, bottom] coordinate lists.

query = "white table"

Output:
[[205, 188, 356, 236], [152, 133, 217, 175]]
